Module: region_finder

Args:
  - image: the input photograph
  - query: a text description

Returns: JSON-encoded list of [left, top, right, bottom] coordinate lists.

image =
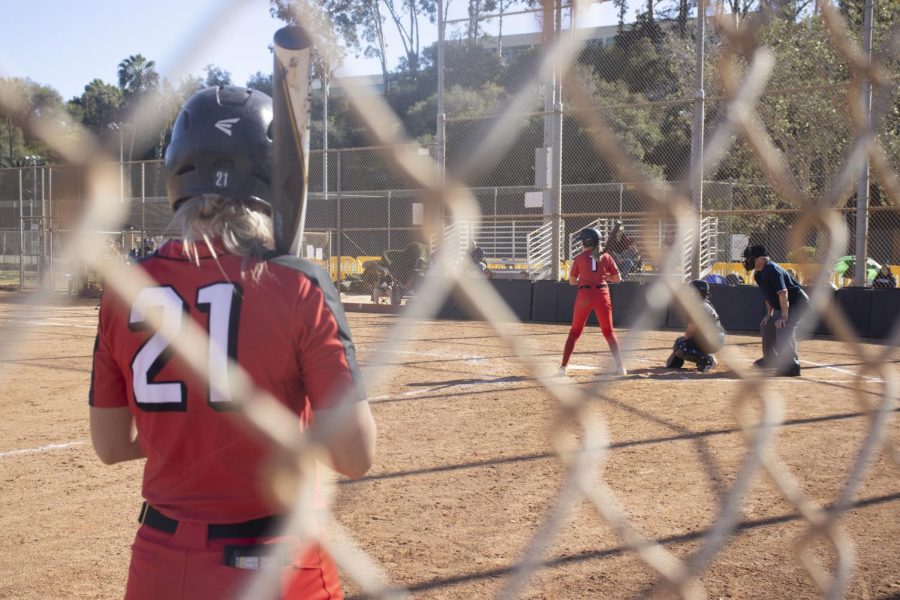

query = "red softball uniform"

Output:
[[569, 250, 618, 286], [90, 239, 360, 599], [562, 250, 621, 366]]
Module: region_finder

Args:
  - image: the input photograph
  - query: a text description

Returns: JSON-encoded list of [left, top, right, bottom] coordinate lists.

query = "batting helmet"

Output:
[[165, 86, 274, 212], [741, 244, 767, 271], [575, 227, 602, 246], [690, 279, 710, 299]]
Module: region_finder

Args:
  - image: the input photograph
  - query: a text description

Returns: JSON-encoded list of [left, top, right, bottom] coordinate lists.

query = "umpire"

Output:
[[742, 244, 808, 377]]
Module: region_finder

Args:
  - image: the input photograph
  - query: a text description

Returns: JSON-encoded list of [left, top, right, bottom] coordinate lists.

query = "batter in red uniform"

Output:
[[559, 227, 626, 376], [89, 86, 376, 600]]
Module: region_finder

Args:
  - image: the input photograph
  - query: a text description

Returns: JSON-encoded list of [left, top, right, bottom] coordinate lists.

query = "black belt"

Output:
[[579, 284, 608, 289], [138, 502, 283, 540]]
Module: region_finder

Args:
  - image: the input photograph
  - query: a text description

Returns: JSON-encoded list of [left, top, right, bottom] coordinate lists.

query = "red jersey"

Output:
[[90, 239, 361, 523], [570, 250, 619, 286]]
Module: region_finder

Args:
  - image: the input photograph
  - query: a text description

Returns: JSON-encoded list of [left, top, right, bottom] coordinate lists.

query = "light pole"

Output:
[[24, 155, 43, 285], [25, 155, 41, 219], [108, 122, 125, 203]]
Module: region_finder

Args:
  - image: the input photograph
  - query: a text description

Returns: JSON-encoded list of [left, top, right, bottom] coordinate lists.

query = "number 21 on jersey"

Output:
[[129, 283, 241, 411]]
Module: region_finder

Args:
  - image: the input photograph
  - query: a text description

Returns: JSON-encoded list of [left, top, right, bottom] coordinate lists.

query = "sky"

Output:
[[0, 0, 625, 101]]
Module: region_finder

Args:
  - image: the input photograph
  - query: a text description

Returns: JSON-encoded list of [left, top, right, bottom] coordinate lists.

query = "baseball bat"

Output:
[[602, 221, 622, 255], [272, 26, 313, 256]]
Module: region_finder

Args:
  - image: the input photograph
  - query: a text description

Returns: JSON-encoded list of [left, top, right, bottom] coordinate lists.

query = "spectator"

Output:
[[470, 242, 492, 278], [725, 272, 745, 285], [873, 264, 896, 289]]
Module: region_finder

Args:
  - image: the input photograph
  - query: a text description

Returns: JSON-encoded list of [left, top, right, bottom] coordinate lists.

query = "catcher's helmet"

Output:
[[741, 244, 767, 271], [690, 279, 710, 299], [165, 86, 274, 212], [575, 227, 602, 246]]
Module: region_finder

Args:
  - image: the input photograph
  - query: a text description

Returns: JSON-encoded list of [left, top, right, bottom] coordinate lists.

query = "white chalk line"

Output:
[[368, 376, 525, 402], [374, 348, 486, 363], [0, 440, 85, 458], [801, 359, 884, 383]]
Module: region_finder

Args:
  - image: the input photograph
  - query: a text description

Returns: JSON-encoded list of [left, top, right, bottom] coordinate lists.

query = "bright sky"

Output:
[[0, 0, 625, 101]]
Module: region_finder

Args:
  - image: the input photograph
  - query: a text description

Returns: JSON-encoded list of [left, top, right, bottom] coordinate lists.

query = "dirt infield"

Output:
[[0, 292, 897, 599]]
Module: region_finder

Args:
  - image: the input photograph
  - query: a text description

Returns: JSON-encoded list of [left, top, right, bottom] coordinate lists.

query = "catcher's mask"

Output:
[[165, 86, 274, 213], [742, 244, 767, 271], [575, 227, 601, 247], [690, 279, 710, 299]]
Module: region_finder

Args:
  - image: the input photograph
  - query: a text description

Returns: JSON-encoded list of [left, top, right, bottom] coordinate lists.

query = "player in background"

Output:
[[743, 244, 808, 377], [89, 86, 376, 600], [559, 227, 626, 376], [873, 264, 896, 289], [665, 280, 725, 373]]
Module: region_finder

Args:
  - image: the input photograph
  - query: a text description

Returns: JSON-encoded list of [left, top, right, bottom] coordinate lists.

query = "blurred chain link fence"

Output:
[[0, 0, 898, 599]]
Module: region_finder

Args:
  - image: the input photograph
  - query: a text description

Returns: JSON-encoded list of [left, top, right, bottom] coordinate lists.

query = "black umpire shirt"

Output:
[[753, 261, 806, 309]]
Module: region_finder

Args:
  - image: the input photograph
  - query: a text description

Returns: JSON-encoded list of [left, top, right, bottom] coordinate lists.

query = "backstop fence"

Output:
[[0, 0, 898, 599], [1, 160, 899, 290]]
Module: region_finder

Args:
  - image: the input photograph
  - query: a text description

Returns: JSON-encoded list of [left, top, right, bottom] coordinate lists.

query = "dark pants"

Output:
[[761, 297, 807, 368], [671, 336, 715, 366]]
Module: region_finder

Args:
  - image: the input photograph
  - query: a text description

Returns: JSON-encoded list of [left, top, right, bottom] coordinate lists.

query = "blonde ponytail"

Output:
[[169, 194, 274, 280]]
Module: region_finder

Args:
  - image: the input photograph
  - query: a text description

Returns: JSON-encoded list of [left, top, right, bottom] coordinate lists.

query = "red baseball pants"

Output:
[[125, 522, 343, 600], [561, 287, 621, 367]]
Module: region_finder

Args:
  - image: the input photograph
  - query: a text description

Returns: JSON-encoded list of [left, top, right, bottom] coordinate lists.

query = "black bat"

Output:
[[602, 221, 623, 255], [272, 25, 313, 256]]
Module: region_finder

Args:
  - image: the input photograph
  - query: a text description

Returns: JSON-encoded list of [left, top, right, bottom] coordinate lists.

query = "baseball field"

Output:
[[0, 291, 897, 599]]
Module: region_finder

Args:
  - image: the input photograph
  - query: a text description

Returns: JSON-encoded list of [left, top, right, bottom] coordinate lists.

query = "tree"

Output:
[[203, 64, 232, 87], [270, 0, 439, 81], [117, 54, 160, 100], [0, 77, 66, 164], [566, 63, 664, 178], [177, 75, 205, 98], [715, 17, 852, 193], [466, 0, 501, 41], [71, 79, 122, 136], [115, 54, 161, 162], [758, 0, 813, 22], [246, 72, 274, 96], [721, 0, 755, 27]]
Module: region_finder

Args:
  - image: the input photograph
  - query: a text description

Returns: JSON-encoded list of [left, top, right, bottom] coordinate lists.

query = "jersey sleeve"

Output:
[[569, 255, 581, 279], [294, 275, 364, 411], [89, 307, 128, 408]]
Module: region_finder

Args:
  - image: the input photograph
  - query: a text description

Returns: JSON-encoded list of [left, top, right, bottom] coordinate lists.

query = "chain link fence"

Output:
[[1, 0, 898, 599], [2, 174, 899, 291]]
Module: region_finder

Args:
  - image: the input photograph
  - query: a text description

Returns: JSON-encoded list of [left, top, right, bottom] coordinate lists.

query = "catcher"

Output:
[[665, 280, 725, 373]]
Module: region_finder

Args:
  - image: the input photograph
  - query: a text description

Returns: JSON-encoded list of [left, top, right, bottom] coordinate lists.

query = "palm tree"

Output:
[[116, 54, 160, 161], [117, 54, 159, 99]]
